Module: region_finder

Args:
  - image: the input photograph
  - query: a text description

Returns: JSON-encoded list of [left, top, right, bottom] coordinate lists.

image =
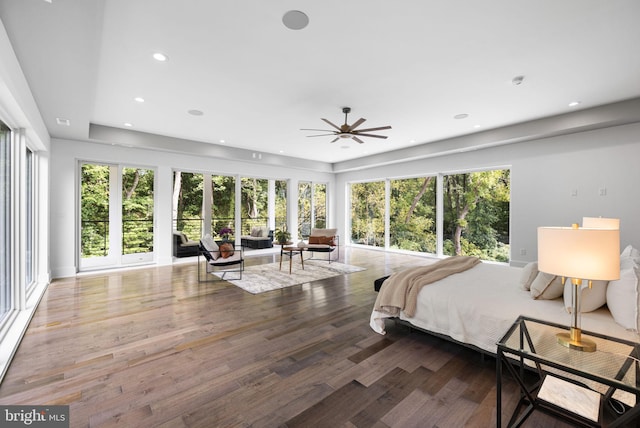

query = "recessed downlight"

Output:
[[134, 97, 145, 103], [282, 10, 309, 30], [124, 122, 133, 127], [56, 117, 70, 126], [152, 52, 168, 61], [569, 101, 581, 107], [219, 140, 225, 143], [454, 113, 469, 120], [188, 109, 204, 116]]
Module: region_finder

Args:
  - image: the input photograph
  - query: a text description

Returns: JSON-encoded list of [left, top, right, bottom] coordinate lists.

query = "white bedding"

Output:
[[370, 262, 640, 354]]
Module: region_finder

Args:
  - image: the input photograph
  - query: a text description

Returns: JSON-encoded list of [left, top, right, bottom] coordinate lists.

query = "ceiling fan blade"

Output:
[[300, 128, 335, 132], [355, 133, 388, 139], [330, 137, 340, 143], [352, 136, 366, 144], [306, 133, 337, 137], [354, 125, 392, 132], [348, 118, 366, 131], [321, 118, 342, 131]]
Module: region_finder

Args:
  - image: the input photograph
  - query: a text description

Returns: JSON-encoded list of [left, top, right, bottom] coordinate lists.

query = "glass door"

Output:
[[80, 163, 155, 270]]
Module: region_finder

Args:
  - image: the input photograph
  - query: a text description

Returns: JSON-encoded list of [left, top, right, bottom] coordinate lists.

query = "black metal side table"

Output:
[[497, 315, 640, 427]]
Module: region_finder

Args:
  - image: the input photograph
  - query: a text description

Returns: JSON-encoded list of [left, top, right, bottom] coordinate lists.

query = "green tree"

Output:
[[443, 170, 510, 261]]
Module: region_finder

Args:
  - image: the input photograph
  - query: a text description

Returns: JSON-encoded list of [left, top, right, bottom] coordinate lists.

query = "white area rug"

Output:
[[213, 260, 366, 294]]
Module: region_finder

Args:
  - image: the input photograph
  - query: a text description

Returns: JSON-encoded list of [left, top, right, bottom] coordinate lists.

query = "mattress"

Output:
[[370, 262, 640, 354]]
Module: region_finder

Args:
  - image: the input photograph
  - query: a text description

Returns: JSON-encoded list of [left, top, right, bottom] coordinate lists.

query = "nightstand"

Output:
[[497, 315, 640, 427]]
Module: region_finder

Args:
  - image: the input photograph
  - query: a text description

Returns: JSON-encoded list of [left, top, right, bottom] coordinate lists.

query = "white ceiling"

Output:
[[1, 0, 640, 163]]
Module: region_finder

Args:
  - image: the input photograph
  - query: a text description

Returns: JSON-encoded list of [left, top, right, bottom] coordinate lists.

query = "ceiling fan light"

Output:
[[339, 133, 352, 139]]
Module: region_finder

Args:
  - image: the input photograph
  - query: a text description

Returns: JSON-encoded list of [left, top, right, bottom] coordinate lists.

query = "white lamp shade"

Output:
[[582, 217, 620, 229], [538, 226, 620, 281]]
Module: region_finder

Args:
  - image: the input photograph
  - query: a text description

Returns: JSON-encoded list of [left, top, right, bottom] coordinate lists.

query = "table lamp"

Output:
[[537, 221, 620, 352]]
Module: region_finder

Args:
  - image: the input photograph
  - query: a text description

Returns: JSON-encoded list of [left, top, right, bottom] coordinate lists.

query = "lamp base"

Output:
[[556, 329, 596, 352]]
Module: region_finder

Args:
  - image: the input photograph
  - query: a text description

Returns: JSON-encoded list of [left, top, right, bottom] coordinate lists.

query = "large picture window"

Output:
[[350, 181, 385, 247], [390, 176, 436, 253], [443, 170, 510, 262], [349, 168, 510, 262]]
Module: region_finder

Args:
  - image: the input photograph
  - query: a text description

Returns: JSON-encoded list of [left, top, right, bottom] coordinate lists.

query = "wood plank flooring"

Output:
[[0, 248, 573, 427]]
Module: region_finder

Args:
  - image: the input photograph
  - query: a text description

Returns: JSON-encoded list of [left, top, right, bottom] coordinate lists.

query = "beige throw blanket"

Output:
[[374, 256, 481, 318]]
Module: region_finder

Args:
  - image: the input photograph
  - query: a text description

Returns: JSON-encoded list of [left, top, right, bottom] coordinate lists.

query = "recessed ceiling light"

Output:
[[511, 75, 525, 86], [282, 10, 309, 30], [124, 122, 133, 127], [152, 52, 168, 62], [409, 139, 416, 143], [187, 109, 203, 116], [341, 145, 350, 149], [134, 97, 145, 103], [219, 139, 225, 144], [56, 117, 70, 126], [454, 113, 469, 120], [473, 124, 482, 129], [569, 101, 581, 107]]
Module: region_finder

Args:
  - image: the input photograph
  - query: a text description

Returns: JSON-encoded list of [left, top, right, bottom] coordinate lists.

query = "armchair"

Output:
[[198, 234, 244, 281], [305, 228, 339, 263]]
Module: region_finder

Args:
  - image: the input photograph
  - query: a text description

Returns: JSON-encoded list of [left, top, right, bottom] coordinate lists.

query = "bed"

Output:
[[370, 251, 640, 355]]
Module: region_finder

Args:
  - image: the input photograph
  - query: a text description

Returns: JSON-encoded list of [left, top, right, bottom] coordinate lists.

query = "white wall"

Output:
[[49, 139, 334, 278], [334, 122, 640, 266]]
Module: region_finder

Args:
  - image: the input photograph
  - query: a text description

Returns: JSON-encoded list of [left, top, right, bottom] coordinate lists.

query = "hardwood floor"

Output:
[[0, 248, 572, 427]]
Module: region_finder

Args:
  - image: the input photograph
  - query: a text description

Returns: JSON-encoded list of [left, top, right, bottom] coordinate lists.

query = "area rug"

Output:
[[213, 260, 366, 294]]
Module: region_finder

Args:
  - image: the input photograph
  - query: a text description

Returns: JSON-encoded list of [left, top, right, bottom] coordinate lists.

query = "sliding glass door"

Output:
[[80, 162, 155, 270]]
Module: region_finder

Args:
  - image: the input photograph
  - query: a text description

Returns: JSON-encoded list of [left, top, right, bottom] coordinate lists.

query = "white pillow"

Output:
[[606, 265, 640, 331], [201, 234, 220, 260], [621, 245, 640, 265], [530, 272, 564, 300], [519, 262, 538, 291], [563, 280, 608, 313]]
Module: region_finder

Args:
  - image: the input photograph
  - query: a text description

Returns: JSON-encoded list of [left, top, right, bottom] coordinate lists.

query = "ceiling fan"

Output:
[[301, 107, 391, 144]]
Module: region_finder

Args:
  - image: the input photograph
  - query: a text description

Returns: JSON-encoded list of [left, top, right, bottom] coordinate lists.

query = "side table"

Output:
[[496, 315, 640, 427], [278, 243, 306, 274]]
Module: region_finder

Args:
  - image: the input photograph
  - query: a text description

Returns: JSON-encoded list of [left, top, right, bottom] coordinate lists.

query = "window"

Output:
[[349, 168, 510, 262], [121, 167, 154, 255], [172, 171, 203, 238], [350, 181, 386, 247], [25, 147, 35, 291], [241, 177, 268, 234], [275, 180, 287, 231], [80, 163, 110, 258], [313, 183, 327, 229], [0, 123, 11, 321], [298, 181, 327, 237], [442, 169, 510, 262], [298, 181, 311, 237], [211, 175, 235, 240], [390, 176, 436, 253]]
